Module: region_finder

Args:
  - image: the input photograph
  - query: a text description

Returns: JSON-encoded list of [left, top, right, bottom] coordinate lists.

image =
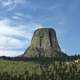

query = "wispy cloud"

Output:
[[0, 50, 23, 57], [0, 0, 28, 11], [0, 19, 28, 56], [14, 0, 28, 4], [0, 0, 15, 11], [12, 13, 32, 20], [0, 18, 44, 56], [12, 13, 24, 20], [1, 0, 12, 6]]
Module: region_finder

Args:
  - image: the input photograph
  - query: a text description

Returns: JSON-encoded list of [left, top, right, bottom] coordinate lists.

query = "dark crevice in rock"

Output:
[[40, 36, 42, 48], [40, 35, 44, 48], [49, 30, 53, 48]]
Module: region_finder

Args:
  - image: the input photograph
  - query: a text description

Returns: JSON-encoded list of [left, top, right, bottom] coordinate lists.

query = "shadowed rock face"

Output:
[[24, 28, 63, 57]]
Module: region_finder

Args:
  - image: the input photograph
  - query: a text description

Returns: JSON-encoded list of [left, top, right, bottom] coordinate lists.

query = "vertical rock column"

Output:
[[24, 28, 61, 57]]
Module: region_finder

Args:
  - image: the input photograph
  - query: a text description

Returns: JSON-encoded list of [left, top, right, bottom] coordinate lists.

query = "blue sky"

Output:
[[0, 0, 80, 56]]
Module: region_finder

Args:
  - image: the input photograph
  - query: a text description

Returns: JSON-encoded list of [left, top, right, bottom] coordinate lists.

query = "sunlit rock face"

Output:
[[24, 28, 64, 57]]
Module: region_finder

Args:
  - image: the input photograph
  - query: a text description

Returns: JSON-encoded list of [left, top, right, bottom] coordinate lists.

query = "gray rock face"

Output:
[[24, 28, 62, 57]]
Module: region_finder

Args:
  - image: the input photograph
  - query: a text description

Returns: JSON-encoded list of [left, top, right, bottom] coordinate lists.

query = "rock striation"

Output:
[[23, 28, 65, 57]]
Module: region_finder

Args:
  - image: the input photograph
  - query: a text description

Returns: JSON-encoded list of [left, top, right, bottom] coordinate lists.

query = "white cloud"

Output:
[[0, 19, 28, 56], [0, 50, 23, 57], [12, 13, 25, 20], [1, 0, 13, 6], [0, 18, 44, 56], [0, 35, 24, 50], [0, 19, 28, 38], [15, 13, 24, 16], [0, 0, 15, 11], [0, 0, 28, 11], [0, 0, 27, 6], [12, 12, 33, 20]]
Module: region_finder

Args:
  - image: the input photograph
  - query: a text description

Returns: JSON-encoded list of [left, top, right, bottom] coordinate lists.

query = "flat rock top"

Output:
[[35, 28, 55, 32], [34, 28, 56, 35]]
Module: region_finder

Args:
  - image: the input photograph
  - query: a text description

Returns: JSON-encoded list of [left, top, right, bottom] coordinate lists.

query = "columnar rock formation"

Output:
[[24, 28, 65, 57]]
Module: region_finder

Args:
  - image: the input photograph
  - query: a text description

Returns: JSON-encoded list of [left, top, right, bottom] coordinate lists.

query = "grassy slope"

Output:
[[0, 59, 80, 73], [0, 59, 41, 75]]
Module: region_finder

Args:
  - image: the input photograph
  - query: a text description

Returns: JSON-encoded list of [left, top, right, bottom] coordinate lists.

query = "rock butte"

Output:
[[23, 28, 66, 57]]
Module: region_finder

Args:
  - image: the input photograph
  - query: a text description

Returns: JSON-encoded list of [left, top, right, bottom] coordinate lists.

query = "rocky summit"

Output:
[[23, 28, 66, 57]]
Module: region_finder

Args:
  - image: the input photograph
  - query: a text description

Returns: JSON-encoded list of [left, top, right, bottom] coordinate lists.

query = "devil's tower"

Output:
[[23, 28, 64, 57]]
